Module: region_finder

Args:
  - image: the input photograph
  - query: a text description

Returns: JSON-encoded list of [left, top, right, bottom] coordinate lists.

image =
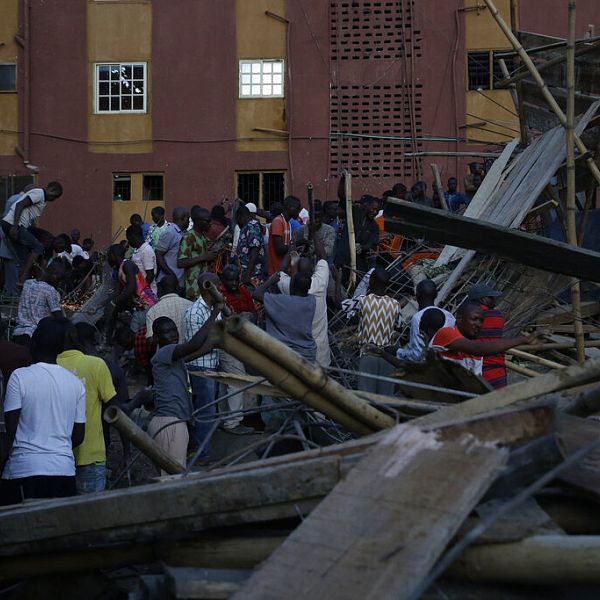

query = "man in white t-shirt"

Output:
[[0, 317, 86, 505], [127, 223, 157, 294], [1, 182, 63, 285], [277, 229, 331, 367], [396, 279, 455, 361]]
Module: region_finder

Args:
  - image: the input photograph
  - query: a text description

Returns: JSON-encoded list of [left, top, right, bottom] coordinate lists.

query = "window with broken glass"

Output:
[[95, 63, 147, 113]]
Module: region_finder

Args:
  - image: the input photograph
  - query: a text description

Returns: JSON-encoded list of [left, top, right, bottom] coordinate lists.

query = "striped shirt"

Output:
[[478, 305, 507, 389]]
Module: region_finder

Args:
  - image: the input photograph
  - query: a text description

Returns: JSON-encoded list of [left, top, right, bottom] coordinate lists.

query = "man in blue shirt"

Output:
[[444, 177, 469, 213]]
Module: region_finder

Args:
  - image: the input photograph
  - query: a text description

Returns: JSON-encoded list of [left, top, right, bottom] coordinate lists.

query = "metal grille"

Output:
[[262, 172, 285, 210], [237, 173, 260, 205], [330, 84, 423, 178], [468, 52, 491, 90], [142, 174, 164, 201], [330, 1, 421, 61]]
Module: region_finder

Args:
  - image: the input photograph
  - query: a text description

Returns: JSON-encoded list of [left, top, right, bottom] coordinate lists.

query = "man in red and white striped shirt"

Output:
[[468, 283, 507, 389]]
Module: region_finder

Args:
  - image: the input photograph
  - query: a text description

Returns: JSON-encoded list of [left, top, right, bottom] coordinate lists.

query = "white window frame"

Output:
[[239, 59, 285, 99], [94, 62, 147, 114]]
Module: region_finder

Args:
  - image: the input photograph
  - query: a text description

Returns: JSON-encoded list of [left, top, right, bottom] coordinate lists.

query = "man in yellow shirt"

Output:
[[58, 324, 116, 493]]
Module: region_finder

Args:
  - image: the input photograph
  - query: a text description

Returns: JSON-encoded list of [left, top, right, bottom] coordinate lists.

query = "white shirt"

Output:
[[132, 241, 157, 294], [3, 363, 87, 479], [58, 243, 88, 263], [278, 259, 331, 367], [3, 188, 46, 228], [396, 306, 456, 361]]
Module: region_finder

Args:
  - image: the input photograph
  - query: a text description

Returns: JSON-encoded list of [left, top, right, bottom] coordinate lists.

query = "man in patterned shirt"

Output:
[[177, 206, 217, 300], [235, 205, 265, 287], [184, 272, 222, 460], [342, 268, 401, 395], [12, 261, 65, 348]]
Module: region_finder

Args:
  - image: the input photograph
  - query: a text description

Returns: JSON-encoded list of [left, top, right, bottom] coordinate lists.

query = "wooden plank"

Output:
[[0, 456, 343, 556], [435, 138, 520, 266], [165, 567, 252, 599], [385, 198, 600, 283], [233, 425, 507, 600], [414, 357, 600, 428], [556, 414, 600, 500]]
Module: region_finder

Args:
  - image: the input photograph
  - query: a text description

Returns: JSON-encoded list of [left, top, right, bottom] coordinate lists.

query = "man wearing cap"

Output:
[[468, 283, 507, 389]]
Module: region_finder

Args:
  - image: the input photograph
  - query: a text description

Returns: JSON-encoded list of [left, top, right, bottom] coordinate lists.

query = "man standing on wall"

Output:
[[1, 182, 63, 285]]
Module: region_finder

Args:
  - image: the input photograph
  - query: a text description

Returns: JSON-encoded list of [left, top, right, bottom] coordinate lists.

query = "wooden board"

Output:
[[415, 357, 600, 428], [0, 456, 343, 557], [390, 351, 493, 402], [233, 425, 507, 600], [556, 414, 600, 500], [385, 199, 600, 283]]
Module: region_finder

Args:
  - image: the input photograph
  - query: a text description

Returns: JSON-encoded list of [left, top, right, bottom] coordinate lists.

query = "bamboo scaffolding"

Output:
[[482, 0, 600, 188], [225, 316, 396, 431], [210, 322, 374, 435], [566, 0, 586, 363]]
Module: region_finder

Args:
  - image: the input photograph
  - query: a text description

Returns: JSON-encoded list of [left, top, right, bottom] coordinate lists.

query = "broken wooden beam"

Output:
[[385, 198, 600, 283], [233, 425, 507, 600]]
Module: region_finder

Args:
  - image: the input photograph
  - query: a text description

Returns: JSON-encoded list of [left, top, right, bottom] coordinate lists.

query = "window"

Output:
[[237, 171, 285, 210], [468, 52, 491, 90], [95, 63, 146, 113], [239, 60, 284, 98], [0, 65, 16, 92], [143, 174, 164, 201], [113, 174, 131, 201], [468, 51, 515, 91]]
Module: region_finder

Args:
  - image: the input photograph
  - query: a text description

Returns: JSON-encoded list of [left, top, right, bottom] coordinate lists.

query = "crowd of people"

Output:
[[0, 162, 537, 504]]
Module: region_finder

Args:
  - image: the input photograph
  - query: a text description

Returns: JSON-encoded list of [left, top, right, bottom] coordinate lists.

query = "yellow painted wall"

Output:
[[464, 0, 519, 143], [0, 0, 18, 156], [236, 0, 287, 152], [111, 173, 164, 241], [464, 0, 513, 50], [465, 90, 520, 143], [87, 0, 152, 154]]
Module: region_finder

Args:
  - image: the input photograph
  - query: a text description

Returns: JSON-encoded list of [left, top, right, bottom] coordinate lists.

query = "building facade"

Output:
[[0, 0, 596, 244]]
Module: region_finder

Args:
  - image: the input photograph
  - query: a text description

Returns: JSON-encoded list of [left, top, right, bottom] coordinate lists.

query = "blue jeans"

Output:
[[187, 367, 216, 458], [76, 462, 106, 494]]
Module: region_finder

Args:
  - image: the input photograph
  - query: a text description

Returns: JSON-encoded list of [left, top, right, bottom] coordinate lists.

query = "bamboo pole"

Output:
[[225, 316, 396, 431], [507, 348, 565, 370], [566, 0, 586, 363], [449, 535, 600, 584], [103, 406, 185, 475], [482, 0, 600, 187], [342, 169, 357, 292], [430, 163, 449, 211], [505, 360, 536, 378], [210, 322, 374, 435]]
